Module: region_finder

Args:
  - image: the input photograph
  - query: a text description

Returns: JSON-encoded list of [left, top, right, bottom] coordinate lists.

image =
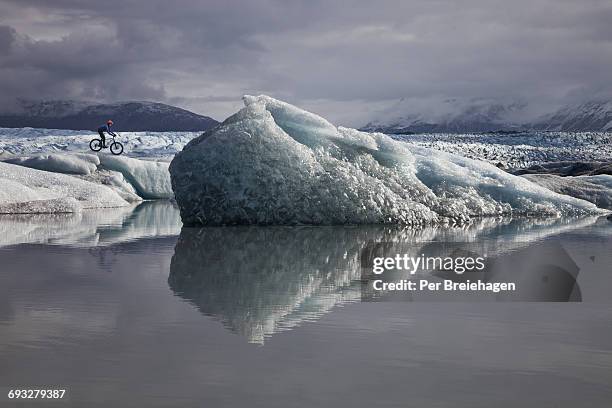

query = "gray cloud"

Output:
[[0, 25, 16, 55], [0, 0, 611, 125]]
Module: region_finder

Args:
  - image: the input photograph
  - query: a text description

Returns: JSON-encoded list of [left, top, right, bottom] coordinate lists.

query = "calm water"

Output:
[[1, 201, 612, 407]]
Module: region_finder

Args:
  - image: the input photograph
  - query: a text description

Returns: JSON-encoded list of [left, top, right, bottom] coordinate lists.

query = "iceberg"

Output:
[[170, 95, 605, 226], [0, 161, 129, 213]]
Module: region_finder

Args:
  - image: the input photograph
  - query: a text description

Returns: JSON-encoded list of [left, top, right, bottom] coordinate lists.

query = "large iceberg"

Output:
[[170, 96, 604, 226]]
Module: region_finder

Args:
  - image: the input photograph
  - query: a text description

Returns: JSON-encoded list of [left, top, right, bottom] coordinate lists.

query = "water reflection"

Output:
[[169, 227, 369, 344], [368, 240, 583, 302], [169, 216, 607, 343], [0, 200, 182, 248]]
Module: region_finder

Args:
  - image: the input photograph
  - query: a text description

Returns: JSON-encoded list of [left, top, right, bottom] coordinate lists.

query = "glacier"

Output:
[[0, 127, 197, 158], [170, 95, 605, 226], [392, 132, 612, 169]]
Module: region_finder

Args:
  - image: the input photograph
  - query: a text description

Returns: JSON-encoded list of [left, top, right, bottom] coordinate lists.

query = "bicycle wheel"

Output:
[[110, 141, 124, 155], [89, 139, 103, 152]]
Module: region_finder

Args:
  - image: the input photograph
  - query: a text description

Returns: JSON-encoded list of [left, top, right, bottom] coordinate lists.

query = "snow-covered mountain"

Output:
[[361, 98, 526, 134], [362, 99, 612, 133], [0, 100, 219, 131], [532, 101, 612, 132]]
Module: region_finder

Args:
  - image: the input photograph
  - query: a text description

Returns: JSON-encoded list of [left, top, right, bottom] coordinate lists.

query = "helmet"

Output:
[[107, 120, 114, 126]]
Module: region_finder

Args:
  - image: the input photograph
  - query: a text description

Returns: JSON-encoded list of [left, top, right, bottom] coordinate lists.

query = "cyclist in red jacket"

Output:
[[97, 120, 117, 148]]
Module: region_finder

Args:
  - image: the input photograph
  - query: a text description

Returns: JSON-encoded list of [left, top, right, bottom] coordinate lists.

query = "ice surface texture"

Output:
[[5, 153, 100, 175], [98, 155, 173, 199], [523, 174, 612, 209], [0, 127, 196, 159], [0, 161, 129, 213], [170, 95, 604, 226], [393, 133, 612, 169], [2, 152, 173, 201]]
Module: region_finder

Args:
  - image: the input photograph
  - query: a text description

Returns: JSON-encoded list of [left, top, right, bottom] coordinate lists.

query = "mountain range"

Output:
[[531, 101, 612, 132], [1, 98, 611, 134], [361, 100, 612, 134], [0, 100, 219, 131]]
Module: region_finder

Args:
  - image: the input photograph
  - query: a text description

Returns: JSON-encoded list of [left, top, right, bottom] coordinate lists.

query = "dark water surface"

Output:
[[1, 202, 612, 407]]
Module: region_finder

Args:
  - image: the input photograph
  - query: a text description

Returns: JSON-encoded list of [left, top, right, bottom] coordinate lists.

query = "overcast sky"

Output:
[[0, 0, 611, 126]]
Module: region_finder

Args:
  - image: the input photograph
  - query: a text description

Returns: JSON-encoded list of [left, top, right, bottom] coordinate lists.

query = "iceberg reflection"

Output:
[[168, 216, 603, 344], [169, 227, 370, 344]]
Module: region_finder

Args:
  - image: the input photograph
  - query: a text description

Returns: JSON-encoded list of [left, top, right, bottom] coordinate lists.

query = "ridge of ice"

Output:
[[98, 155, 173, 199], [5, 153, 100, 175], [170, 95, 605, 226]]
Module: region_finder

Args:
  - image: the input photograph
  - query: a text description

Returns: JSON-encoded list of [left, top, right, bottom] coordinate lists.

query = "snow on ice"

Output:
[[0, 127, 196, 158], [0, 161, 129, 213], [0, 151, 173, 206], [5, 153, 100, 175], [0, 128, 177, 207]]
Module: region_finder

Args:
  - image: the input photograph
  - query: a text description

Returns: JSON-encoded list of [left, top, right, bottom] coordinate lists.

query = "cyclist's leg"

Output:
[[98, 130, 106, 147]]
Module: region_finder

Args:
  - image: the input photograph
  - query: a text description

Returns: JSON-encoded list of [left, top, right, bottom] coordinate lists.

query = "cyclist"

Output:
[[97, 120, 117, 148]]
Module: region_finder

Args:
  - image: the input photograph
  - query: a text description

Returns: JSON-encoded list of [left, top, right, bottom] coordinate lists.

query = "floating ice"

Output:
[[170, 95, 604, 226], [0, 161, 129, 213]]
